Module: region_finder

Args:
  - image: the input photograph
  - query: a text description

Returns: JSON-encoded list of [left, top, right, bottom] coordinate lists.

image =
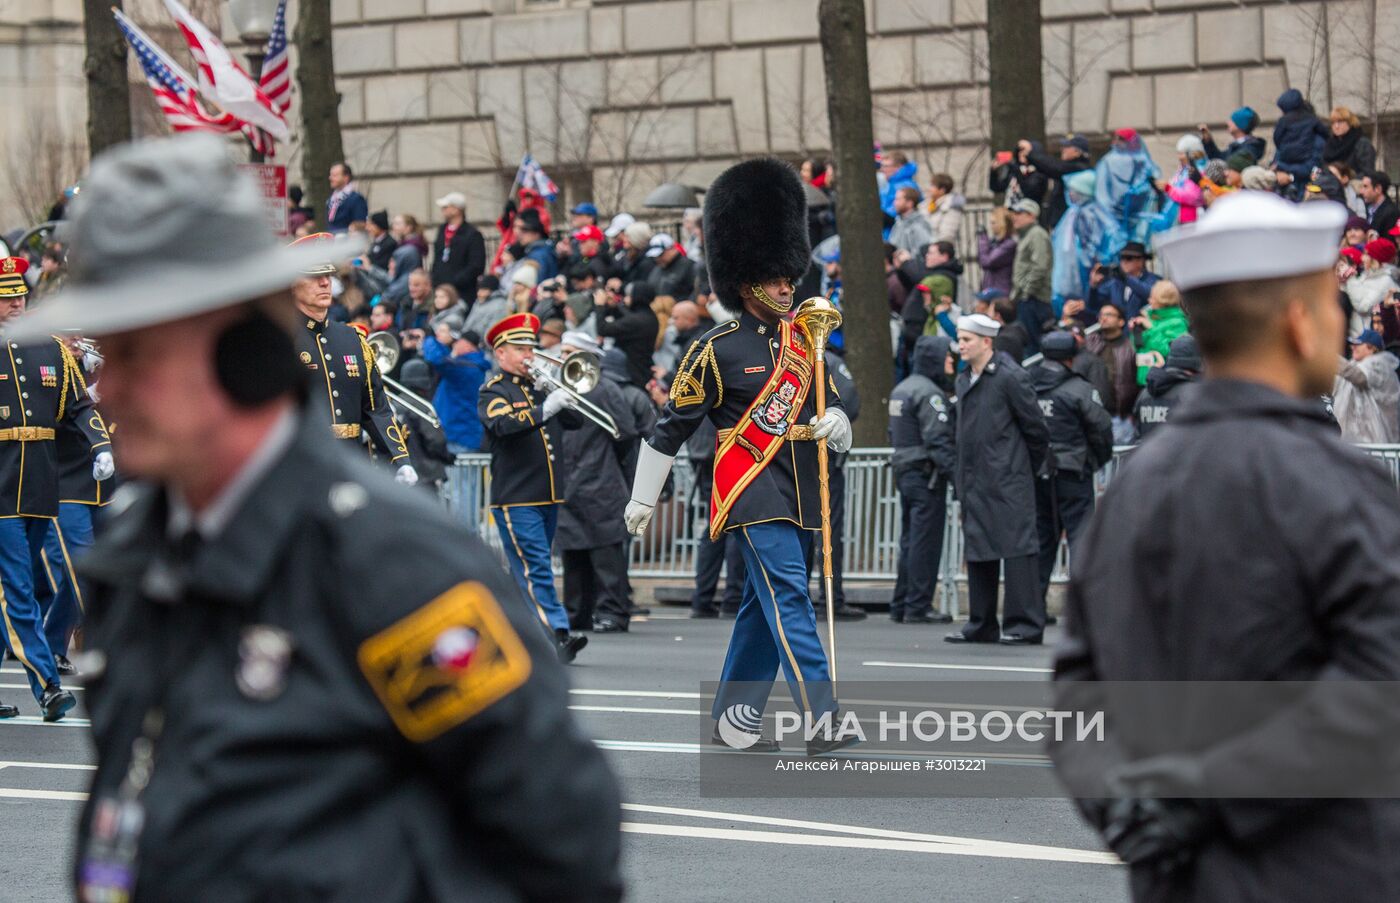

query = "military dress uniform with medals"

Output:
[[290, 234, 413, 472], [625, 159, 853, 749], [0, 256, 109, 720], [477, 313, 589, 661]]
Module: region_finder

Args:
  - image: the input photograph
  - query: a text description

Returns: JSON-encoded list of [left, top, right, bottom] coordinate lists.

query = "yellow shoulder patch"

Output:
[[485, 397, 513, 419], [357, 581, 532, 743]]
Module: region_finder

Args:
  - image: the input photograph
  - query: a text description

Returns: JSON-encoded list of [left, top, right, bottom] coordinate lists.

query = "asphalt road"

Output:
[[0, 610, 1128, 903]]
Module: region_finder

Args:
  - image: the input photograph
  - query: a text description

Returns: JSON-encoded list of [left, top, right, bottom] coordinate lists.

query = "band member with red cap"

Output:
[[289, 232, 417, 484], [0, 255, 111, 721], [478, 312, 590, 662]]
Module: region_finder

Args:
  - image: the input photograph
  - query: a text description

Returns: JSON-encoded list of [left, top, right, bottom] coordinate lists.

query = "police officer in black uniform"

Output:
[[290, 232, 417, 485], [1132, 333, 1201, 441], [0, 256, 109, 721], [1030, 331, 1113, 604], [7, 135, 622, 903], [888, 335, 957, 624], [1051, 191, 1400, 900]]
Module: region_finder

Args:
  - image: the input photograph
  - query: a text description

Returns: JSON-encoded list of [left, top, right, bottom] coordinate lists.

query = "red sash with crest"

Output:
[[709, 319, 813, 538]]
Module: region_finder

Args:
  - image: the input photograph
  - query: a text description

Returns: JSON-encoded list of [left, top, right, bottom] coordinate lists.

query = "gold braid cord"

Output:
[[55, 339, 79, 420], [358, 334, 378, 409], [669, 338, 723, 409]]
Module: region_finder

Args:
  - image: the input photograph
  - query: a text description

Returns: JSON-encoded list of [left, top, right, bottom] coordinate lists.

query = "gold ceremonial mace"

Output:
[[794, 296, 844, 683]]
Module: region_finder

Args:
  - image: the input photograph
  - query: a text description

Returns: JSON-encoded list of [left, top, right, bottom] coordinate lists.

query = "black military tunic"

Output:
[[295, 317, 410, 464], [0, 336, 108, 517], [1052, 379, 1400, 902], [477, 372, 582, 507], [76, 411, 623, 903], [56, 360, 114, 506], [647, 311, 842, 532]]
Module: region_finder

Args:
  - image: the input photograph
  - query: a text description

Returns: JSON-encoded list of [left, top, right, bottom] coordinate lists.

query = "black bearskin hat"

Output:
[[702, 157, 810, 309]]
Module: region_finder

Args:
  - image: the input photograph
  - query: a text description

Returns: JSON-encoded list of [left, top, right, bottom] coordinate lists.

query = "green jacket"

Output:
[[1135, 305, 1190, 385], [1011, 223, 1052, 302]]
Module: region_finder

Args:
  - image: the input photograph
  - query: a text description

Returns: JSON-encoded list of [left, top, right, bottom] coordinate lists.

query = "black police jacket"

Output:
[[1132, 366, 1200, 442], [953, 353, 1049, 561], [889, 336, 955, 480], [1030, 361, 1113, 476], [478, 371, 583, 506], [295, 317, 411, 465], [0, 336, 108, 517], [76, 410, 623, 903], [1052, 379, 1400, 903], [648, 311, 843, 533]]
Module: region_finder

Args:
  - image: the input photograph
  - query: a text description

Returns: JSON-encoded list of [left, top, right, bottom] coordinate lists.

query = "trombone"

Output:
[[365, 331, 443, 429], [526, 349, 621, 439]]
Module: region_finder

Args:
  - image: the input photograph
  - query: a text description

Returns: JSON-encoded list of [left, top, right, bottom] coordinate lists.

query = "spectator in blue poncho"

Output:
[[1052, 170, 1126, 324], [1095, 128, 1161, 245]]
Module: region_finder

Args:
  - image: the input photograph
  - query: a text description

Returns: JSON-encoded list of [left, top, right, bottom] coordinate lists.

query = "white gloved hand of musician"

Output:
[[92, 451, 115, 482], [625, 443, 676, 536], [809, 408, 852, 453], [541, 388, 577, 419], [624, 501, 655, 536], [395, 464, 419, 486]]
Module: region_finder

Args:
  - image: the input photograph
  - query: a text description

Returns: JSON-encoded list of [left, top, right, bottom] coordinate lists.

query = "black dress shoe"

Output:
[[903, 612, 954, 624], [830, 604, 867, 621], [944, 633, 998, 644], [593, 618, 628, 634], [631, 607, 652, 616], [0, 700, 17, 719], [807, 732, 861, 757], [690, 609, 719, 619], [40, 686, 76, 722], [1045, 614, 1059, 626], [553, 629, 589, 664], [889, 612, 904, 623], [710, 727, 782, 752], [54, 655, 77, 676], [998, 634, 1043, 646]]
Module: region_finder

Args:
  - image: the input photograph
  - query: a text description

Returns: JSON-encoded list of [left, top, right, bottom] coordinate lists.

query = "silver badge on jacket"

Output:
[[236, 625, 294, 701]]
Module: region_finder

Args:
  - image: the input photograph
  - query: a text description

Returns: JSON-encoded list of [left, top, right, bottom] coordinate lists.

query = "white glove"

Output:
[[626, 443, 676, 536], [541, 388, 576, 419], [810, 408, 852, 453], [92, 451, 115, 482], [624, 500, 655, 536], [395, 464, 419, 486]]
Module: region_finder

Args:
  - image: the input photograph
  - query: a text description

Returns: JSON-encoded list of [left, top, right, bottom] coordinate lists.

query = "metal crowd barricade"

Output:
[[443, 445, 1400, 614]]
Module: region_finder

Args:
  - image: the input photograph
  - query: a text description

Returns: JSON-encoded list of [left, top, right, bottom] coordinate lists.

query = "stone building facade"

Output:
[[3, 0, 1398, 231], [330, 0, 1400, 227]]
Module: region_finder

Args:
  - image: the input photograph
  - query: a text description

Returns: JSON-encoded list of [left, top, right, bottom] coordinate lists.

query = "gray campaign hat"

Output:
[[7, 133, 364, 342]]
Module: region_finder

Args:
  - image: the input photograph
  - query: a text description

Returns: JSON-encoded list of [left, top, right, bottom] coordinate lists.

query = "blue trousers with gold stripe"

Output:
[[492, 504, 570, 632], [712, 521, 837, 720], [0, 517, 60, 702], [37, 503, 95, 657]]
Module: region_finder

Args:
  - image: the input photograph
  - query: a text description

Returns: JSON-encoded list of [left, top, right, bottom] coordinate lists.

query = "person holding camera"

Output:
[[1088, 240, 1162, 321]]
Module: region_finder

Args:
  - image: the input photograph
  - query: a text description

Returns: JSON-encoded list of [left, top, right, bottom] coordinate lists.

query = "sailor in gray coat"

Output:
[[946, 313, 1051, 645], [1051, 191, 1400, 902]]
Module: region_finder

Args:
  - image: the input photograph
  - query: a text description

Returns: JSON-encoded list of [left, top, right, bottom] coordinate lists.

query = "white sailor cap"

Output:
[[957, 313, 1000, 337], [1156, 191, 1348, 291]]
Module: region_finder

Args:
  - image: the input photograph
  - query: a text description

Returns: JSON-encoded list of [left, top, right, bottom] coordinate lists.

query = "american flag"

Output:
[[258, 0, 292, 116], [113, 9, 241, 136], [514, 154, 559, 201], [162, 0, 290, 152]]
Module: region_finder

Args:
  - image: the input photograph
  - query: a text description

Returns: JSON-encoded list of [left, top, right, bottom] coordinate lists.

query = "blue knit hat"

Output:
[[1229, 106, 1258, 133], [1277, 89, 1303, 113]]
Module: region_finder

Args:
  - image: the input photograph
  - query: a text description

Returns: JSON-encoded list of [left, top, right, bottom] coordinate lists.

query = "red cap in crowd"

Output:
[[572, 225, 605, 243], [1115, 127, 1139, 143], [1365, 239, 1397, 265], [1341, 246, 1365, 267]]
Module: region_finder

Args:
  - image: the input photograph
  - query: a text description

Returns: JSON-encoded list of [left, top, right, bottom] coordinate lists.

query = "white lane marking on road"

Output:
[[571, 689, 704, 700], [0, 761, 96, 771], [570, 705, 697, 716], [0, 717, 91, 728], [862, 661, 1053, 674], [0, 682, 84, 691], [620, 822, 1117, 864], [0, 788, 88, 802]]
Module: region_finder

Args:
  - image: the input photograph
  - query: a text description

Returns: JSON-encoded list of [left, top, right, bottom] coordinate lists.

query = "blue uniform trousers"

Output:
[[712, 521, 837, 720], [37, 502, 95, 657], [492, 504, 570, 631], [0, 516, 60, 701]]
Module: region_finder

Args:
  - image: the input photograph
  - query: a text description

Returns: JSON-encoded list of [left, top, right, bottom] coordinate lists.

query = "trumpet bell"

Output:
[[366, 330, 401, 374], [559, 353, 600, 394]]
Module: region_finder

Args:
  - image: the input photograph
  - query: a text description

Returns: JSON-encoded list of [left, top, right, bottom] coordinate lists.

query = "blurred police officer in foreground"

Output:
[[1132, 333, 1202, 441], [948, 314, 1050, 646], [888, 335, 957, 624], [1030, 331, 1112, 605], [1051, 192, 1400, 900], [8, 135, 622, 903]]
